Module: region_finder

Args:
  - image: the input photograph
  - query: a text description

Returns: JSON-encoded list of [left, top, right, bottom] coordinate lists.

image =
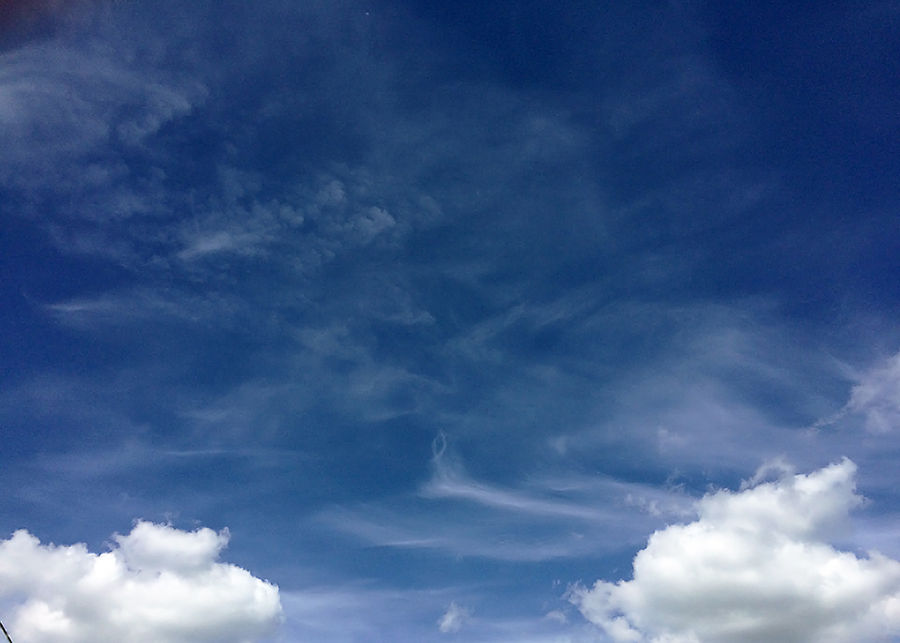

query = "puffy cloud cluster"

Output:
[[571, 459, 900, 642], [0, 521, 282, 643]]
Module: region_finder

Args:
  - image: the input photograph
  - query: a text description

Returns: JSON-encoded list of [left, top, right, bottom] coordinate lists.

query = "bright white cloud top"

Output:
[[0, 521, 282, 643], [571, 459, 900, 642]]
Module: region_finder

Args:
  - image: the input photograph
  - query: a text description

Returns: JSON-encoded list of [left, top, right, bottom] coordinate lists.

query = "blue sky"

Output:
[[1, 1, 899, 641]]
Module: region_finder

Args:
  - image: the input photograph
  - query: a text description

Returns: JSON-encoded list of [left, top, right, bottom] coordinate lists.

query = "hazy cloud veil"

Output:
[[0, 0, 898, 641]]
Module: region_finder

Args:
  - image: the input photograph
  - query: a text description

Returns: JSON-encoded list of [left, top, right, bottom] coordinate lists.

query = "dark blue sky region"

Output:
[[1, 1, 900, 641]]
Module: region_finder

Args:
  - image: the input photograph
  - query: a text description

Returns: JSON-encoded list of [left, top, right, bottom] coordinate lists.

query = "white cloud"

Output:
[[0, 41, 201, 206], [422, 454, 614, 522], [46, 289, 244, 329], [813, 351, 900, 435], [178, 230, 245, 260], [570, 459, 900, 642], [277, 586, 593, 642], [846, 352, 900, 433], [0, 521, 282, 643], [318, 448, 680, 562], [438, 601, 471, 634], [350, 206, 396, 244]]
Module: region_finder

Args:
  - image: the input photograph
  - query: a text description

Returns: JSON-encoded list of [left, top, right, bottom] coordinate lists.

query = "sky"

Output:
[[1, 0, 899, 641]]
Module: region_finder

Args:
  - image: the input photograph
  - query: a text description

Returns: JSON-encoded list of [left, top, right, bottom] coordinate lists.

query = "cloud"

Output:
[[318, 445, 685, 562], [0, 38, 202, 207], [425, 433, 694, 526], [537, 307, 855, 477], [317, 505, 605, 562], [813, 350, 900, 435], [46, 289, 247, 329], [276, 585, 592, 642], [438, 601, 470, 634], [846, 352, 900, 433], [570, 459, 900, 643], [423, 450, 615, 522], [277, 586, 450, 642], [0, 521, 282, 643]]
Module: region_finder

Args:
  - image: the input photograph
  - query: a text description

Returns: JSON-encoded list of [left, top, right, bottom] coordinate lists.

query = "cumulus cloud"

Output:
[[570, 459, 900, 643], [438, 601, 471, 634], [0, 521, 282, 643]]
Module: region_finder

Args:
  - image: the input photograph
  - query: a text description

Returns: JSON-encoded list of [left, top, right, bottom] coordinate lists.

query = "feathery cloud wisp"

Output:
[[438, 601, 470, 634]]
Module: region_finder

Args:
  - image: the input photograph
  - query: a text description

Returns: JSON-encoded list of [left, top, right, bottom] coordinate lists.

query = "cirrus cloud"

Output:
[[846, 352, 900, 434], [437, 601, 471, 634]]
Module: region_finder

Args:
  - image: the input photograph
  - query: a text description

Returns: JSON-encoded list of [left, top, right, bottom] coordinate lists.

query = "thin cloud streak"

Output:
[[319, 449, 682, 562], [423, 457, 618, 522]]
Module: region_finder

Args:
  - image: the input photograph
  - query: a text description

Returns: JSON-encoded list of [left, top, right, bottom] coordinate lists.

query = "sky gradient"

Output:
[[1, 1, 900, 641]]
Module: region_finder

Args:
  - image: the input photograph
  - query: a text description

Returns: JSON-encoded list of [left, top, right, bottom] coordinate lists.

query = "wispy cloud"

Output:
[[318, 444, 684, 562], [424, 446, 623, 523], [816, 351, 900, 434], [534, 306, 858, 476], [0, 37, 203, 222], [276, 585, 592, 643], [437, 601, 471, 634], [45, 289, 247, 329], [317, 499, 624, 563]]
